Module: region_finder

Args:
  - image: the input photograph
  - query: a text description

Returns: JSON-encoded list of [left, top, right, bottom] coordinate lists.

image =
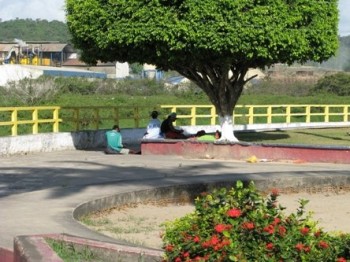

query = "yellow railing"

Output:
[[0, 105, 349, 136], [162, 104, 350, 126], [0, 106, 61, 136]]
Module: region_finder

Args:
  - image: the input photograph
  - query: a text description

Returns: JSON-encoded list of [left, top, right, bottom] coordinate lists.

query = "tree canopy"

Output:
[[66, 0, 339, 141]]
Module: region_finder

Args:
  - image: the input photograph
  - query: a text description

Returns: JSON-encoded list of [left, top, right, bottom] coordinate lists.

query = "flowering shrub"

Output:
[[162, 181, 350, 262]]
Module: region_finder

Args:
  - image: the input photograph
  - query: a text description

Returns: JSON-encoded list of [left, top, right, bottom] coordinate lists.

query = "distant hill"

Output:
[[0, 18, 70, 43], [0, 18, 349, 71]]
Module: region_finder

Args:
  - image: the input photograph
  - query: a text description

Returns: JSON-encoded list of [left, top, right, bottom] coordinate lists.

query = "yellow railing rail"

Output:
[[0, 104, 349, 136]]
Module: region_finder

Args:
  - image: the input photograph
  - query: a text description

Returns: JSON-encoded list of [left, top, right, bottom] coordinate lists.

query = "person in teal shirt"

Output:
[[105, 125, 130, 154]]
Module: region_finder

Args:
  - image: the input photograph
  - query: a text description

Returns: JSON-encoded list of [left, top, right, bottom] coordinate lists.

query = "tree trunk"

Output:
[[219, 115, 238, 142], [177, 64, 251, 142]]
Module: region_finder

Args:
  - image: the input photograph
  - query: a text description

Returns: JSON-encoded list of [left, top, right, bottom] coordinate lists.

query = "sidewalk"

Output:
[[1, 149, 350, 250]]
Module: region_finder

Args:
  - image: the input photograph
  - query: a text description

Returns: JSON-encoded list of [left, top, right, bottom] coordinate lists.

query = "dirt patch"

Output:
[[82, 192, 350, 250]]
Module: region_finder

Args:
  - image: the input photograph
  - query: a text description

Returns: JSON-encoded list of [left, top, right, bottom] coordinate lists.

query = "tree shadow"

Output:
[[236, 131, 290, 142], [1, 151, 349, 200]]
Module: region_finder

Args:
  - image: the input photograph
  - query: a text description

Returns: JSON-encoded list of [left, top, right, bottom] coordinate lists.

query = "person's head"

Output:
[[168, 112, 177, 121], [112, 125, 120, 132], [150, 111, 159, 119], [215, 130, 221, 139]]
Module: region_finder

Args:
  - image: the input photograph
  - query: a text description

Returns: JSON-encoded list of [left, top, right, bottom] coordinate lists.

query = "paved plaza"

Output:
[[1, 150, 350, 250]]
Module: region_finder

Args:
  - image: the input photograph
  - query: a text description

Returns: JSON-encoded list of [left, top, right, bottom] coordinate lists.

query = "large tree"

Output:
[[66, 0, 339, 141]]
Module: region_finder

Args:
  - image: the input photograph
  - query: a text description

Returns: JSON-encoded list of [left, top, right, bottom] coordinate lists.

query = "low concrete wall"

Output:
[[0, 126, 219, 156], [141, 140, 350, 164], [0, 128, 146, 157]]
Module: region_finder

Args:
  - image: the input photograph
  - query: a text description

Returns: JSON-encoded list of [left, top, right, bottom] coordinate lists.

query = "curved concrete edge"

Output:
[[73, 177, 350, 219], [141, 140, 350, 164]]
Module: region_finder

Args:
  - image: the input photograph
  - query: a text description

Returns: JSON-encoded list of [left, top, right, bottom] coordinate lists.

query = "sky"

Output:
[[0, 0, 349, 36]]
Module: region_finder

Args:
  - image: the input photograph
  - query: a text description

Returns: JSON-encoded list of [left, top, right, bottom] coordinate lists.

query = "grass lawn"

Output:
[[236, 127, 350, 147]]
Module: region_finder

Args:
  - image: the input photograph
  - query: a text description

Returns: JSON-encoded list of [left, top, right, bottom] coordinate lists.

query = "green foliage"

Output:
[[0, 19, 70, 42], [129, 63, 144, 75], [162, 181, 350, 262], [66, 0, 338, 67], [313, 72, 350, 96], [66, 0, 339, 119], [244, 80, 314, 97]]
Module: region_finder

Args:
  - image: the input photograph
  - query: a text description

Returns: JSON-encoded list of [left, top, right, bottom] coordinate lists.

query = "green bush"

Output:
[[313, 73, 350, 96], [2, 76, 60, 105], [162, 181, 350, 262]]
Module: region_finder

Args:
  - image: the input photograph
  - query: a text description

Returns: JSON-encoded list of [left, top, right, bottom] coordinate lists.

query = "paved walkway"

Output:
[[1, 150, 349, 250]]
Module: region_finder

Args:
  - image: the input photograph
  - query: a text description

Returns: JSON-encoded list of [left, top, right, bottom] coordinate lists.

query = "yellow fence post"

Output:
[[11, 109, 18, 136], [306, 106, 311, 123], [344, 106, 349, 122], [210, 106, 216, 125], [249, 106, 254, 125], [113, 107, 119, 126], [191, 107, 196, 126], [267, 106, 272, 124], [324, 105, 329, 123], [32, 108, 39, 134], [53, 107, 60, 132], [286, 106, 291, 123], [94, 108, 100, 130]]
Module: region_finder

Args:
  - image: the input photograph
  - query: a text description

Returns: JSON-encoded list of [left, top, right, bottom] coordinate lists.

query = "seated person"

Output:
[[160, 112, 188, 139], [105, 125, 131, 154], [143, 110, 163, 139], [161, 112, 206, 139]]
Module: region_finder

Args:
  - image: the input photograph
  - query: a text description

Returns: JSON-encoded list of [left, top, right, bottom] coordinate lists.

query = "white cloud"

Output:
[[0, 0, 349, 36]]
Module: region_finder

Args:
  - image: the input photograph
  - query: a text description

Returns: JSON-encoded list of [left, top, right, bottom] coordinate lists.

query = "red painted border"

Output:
[[141, 140, 350, 164]]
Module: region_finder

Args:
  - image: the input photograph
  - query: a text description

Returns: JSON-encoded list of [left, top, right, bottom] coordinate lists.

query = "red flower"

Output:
[[174, 257, 181, 262], [300, 227, 310, 235], [271, 188, 280, 196], [303, 245, 311, 253], [201, 241, 210, 248], [221, 238, 231, 246], [193, 235, 200, 243], [165, 244, 174, 252], [242, 222, 255, 230], [227, 208, 241, 218], [272, 217, 281, 225], [266, 243, 274, 250], [210, 235, 220, 246], [318, 240, 329, 249], [263, 225, 275, 234], [278, 226, 286, 236], [214, 224, 232, 233], [295, 243, 304, 252], [182, 251, 189, 258], [336, 258, 347, 262], [314, 230, 322, 237]]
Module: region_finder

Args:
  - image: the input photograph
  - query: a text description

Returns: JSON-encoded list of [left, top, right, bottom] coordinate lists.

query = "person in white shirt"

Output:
[[143, 111, 163, 139]]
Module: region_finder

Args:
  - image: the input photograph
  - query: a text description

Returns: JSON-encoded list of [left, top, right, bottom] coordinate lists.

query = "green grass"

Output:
[[236, 128, 350, 147], [46, 239, 103, 262]]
